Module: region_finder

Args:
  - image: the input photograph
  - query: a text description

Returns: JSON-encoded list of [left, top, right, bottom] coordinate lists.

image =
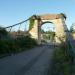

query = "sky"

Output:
[[0, 0, 75, 31]]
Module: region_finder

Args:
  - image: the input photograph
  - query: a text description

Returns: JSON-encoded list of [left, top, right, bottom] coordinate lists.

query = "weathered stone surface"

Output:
[[39, 14, 62, 20], [29, 13, 67, 44]]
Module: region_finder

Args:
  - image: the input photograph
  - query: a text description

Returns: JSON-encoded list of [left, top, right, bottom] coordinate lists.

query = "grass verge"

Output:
[[48, 42, 73, 75]]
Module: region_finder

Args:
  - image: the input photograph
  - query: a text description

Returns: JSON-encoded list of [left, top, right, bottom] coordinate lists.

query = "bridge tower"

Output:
[[29, 13, 67, 44]]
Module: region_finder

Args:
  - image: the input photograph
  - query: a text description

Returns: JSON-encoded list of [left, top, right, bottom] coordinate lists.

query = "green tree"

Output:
[[70, 23, 75, 32], [0, 27, 8, 38]]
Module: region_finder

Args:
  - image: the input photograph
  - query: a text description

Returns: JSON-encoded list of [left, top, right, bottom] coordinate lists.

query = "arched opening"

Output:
[[40, 22, 55, 44]]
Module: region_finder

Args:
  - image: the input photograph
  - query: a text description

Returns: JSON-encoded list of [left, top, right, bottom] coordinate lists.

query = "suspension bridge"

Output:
[[5, 15, 32, 32], [2, 13, 75, 51], [4, 13, 67, 44], [0, 13, 75, 75]]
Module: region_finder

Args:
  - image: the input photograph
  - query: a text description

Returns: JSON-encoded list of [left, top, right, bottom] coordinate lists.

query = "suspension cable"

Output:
[[5, 15, 33, 29]]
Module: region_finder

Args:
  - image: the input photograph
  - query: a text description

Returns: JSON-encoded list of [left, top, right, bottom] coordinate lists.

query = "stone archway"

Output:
[[41, 22, 55, 44], [29, 13, 68, 44]]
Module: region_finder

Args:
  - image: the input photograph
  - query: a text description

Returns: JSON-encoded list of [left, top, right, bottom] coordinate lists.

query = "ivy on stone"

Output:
[[29, 18, 35, 31]]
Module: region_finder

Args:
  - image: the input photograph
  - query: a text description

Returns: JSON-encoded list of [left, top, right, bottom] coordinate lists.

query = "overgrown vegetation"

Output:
[[48, 41, 73, 75], [70, 23, 75, 32], [29, 17, 35, 30], [41, 30, 55, 43], [0, 27, 8, 39], [0, 27, 37, 57]]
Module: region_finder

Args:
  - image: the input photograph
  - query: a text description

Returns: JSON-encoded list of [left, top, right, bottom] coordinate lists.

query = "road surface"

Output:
[[0, 45, 54, 75]]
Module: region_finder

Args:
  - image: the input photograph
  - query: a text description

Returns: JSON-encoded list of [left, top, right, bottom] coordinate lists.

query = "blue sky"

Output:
[[0, 0, 75, 30]]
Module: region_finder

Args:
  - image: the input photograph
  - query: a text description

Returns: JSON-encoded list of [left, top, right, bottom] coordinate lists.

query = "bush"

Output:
[[0, 36, 37, 55], [16, 36, 37, 48], [0, 26, 37, 56], [0, 39, 19, 54], [49, 42, 73, 75], [0, 27, 8, 39]]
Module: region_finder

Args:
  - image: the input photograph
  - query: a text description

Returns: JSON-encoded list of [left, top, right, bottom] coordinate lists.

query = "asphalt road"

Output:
[[0, 45, 54, 75]]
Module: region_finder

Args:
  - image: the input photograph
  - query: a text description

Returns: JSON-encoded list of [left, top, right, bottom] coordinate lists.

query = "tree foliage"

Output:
[[42, 30, 55, 41], [70, 23, 75, 32], [0, 27, 37, 56], [0, 27, 8, 36]]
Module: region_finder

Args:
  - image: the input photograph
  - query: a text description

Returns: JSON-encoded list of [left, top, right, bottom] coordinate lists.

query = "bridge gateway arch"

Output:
[[29, 13, 68, 44]]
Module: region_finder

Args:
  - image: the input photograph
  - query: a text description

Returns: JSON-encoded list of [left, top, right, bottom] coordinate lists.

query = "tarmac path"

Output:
[[0, 45, 54, 75]]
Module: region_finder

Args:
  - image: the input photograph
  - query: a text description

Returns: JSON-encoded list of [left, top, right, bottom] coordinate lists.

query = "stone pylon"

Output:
[[29, 13, 67, 44]]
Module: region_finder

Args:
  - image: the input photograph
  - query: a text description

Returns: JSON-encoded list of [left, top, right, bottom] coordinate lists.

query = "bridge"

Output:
[[4, 13, 75, 57], [0, 13, 75, 75], [5, 13, 68, 44]]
